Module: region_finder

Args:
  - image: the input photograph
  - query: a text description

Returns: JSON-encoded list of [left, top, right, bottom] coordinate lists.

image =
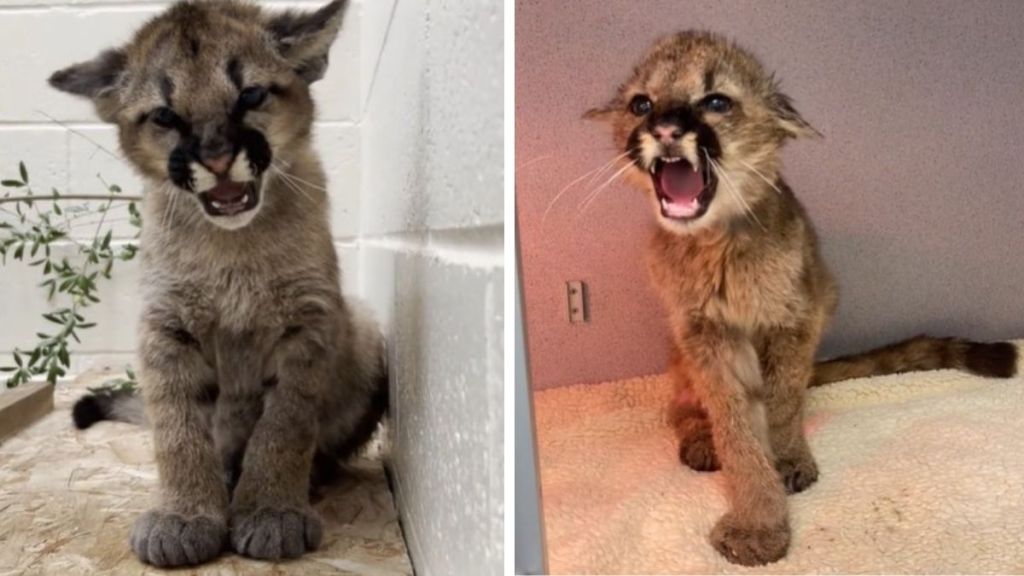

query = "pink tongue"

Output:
[[207, 180, 247, 203], [659, 162, 703, 202]]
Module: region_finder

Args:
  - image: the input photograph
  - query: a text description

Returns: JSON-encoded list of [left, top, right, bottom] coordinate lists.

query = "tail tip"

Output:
[[72, 395, 105, 429], [964, 341, 1018, 379]]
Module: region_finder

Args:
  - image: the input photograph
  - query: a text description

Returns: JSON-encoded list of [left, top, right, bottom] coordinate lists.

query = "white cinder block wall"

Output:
[[0, 0, 505, 575], [360, 0, 503, 574]]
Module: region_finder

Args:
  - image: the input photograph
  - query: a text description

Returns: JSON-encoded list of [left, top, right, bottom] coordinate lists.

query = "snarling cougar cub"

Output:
[[587, 31, 1018, 566], [52, 0, 386, 566]]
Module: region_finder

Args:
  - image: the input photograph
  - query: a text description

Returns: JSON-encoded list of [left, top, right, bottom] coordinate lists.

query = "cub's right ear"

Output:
[[583, 106, 616, 122], [49, 49, 126, 122], [49, 49, 126, 99]]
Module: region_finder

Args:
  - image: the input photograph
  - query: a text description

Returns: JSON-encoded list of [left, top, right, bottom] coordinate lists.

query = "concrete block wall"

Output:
[[0, 1, 505, 575], [360, 0, 504, 574]]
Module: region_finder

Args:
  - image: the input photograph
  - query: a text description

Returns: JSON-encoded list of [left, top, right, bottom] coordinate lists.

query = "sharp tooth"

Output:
[[241, 193, 250, 203], [211, 200, 223, 209]]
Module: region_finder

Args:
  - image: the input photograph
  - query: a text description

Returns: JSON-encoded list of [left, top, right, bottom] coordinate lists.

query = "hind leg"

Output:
[[760, 327, 819, 494]]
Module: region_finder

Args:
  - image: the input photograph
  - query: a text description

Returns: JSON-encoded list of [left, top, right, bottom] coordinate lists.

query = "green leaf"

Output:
[[101, 230, 112, 250], [13, 351, 22, 367], [1, 180, 23, 188], [0, 367, 16, 373], [19, 161, 28, 183]]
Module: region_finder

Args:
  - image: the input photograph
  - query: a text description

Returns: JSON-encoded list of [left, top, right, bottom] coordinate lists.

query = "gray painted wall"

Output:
[[517, 0, 1024, 389]]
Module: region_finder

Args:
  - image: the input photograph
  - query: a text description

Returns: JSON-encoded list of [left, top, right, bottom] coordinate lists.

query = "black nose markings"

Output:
[[167, 127, 273, 191], [648, 106, 699, 136], [629, 105, 722, 161]]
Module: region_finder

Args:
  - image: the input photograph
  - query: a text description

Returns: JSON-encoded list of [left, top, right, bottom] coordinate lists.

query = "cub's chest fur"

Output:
[[648, 226, 809, 331]]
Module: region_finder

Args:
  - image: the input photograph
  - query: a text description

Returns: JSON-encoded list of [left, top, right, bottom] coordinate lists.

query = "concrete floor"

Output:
[[0, 368, 412, 576]]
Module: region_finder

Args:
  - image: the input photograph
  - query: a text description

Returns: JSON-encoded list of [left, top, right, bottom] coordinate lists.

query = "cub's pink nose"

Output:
[[652, 124, 684, 145], [204, 154, 233, 176]]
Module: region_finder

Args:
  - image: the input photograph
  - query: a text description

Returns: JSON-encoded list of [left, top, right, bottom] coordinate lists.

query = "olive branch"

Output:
[[0, 161, 142, 388]]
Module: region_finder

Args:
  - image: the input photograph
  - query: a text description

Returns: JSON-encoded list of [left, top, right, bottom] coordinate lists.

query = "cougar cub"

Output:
[[52, 0, 387, 566], [587, 31, 1017, 566]]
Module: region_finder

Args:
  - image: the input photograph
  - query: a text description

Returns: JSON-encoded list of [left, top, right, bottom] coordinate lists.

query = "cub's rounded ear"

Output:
[[583, 106, 616, 122], [49, 49, 126, 99], [267, 0, 349, 84], [770, 92, 821, 139]]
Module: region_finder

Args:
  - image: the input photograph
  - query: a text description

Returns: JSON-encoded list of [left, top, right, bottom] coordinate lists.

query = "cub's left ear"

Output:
[[267, 0, 349, 84], [770, 92, 821, 139]]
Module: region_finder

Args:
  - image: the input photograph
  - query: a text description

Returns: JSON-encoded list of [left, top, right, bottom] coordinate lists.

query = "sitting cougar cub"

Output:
[[51, 0, 387, 566]]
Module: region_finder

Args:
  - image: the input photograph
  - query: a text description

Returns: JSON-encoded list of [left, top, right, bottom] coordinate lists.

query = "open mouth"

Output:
[[197, 178, 260, 217], [649, 157, 716, 221]]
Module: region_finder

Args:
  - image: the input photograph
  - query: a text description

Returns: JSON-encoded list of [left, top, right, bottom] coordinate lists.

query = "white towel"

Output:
[[534, 344, 1024, 574]]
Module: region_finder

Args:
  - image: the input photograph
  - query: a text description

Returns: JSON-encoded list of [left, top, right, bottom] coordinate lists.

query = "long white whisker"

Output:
[[540, 150, 638, 227], [270, 162, 328, 193], [273, 167, 321, 202], [516, 154, 553, 172], [271, 167, 314, 203], [541, 164, 614, 227], [576, 160, 635, 217], [735, 158, 782, 195], [706, 151, 764, 231], [585, 150, 633, 188]]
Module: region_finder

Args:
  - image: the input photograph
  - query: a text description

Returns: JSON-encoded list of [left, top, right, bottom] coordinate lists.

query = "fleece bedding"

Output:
[[533, 343, 1024, 574]]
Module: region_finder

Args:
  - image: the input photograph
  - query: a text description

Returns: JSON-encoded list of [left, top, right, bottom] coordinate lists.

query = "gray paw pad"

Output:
[[230, 507, 323, 560]]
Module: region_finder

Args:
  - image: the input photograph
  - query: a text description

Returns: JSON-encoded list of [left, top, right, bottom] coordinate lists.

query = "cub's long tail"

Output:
[[72, 387, 148, 429], [812, 335, 1019, 387]]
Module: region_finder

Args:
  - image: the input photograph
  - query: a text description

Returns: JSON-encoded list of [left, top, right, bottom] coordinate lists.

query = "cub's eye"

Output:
[[701, 93, 734, 114], [150, 107, 179, 129], [629, 94, 653, 117], [238, 86, 268, 108]]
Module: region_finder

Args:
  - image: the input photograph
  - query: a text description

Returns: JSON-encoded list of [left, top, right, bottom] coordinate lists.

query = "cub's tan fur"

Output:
[[51, 0, 387, 567], [588, 31, 1018, 566]]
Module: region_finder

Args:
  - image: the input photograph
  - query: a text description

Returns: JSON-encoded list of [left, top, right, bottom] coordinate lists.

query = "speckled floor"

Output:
[[0, 369, 412, 576]]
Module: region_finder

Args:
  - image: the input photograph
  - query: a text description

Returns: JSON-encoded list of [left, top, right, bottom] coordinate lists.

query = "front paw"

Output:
[[710, 512, 789, 566], [230, 507, 323, 560], [130, 509, 226, 567], [678, 431, 720, 472], [776, 454, 819, 494]]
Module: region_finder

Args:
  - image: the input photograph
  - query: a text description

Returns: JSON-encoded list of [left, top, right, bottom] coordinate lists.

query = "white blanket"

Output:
[[534, 344, 1024, 574]]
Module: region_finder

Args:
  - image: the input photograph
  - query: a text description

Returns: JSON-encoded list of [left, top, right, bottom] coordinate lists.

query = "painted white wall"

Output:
[[0, 0, 505, 574], [360, 0, 503, 574]]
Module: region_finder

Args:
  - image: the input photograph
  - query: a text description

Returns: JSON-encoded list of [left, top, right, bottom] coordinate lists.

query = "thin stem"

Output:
[[0, 194, 142, 204]]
